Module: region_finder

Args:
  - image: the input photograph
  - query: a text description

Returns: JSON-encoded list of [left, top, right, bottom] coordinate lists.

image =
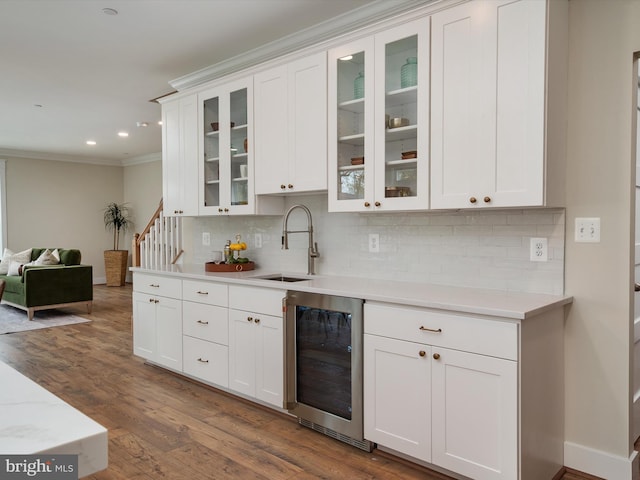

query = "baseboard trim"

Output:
[[564, 441, 639, 480]]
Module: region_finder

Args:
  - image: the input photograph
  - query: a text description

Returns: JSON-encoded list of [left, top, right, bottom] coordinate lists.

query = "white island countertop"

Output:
[[131, 264, 572, 320], [0, 360, 108, 477]]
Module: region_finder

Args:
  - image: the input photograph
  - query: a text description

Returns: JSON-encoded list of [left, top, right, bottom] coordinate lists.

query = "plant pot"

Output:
[[104, 250, 128, 287]]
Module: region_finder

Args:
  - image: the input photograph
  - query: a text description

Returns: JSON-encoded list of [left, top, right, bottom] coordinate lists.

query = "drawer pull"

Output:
[[419, 350, 426, 357], [149, 284, 160, 288], [433, 353, 441, 360], [419, 326, 442, 333], [197, 358, 209, 363], [197, 320, 209, 325], [196, 291, 209, 295]]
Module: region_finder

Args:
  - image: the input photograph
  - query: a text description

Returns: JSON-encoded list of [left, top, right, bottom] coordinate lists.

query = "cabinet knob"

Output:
[[218, 208, 224, 213], [469, 197, 477, 204], [374, 201, 381, 207], [280, 184, 286, 190], [254, 318, 260, 324], [484, 196, 491, 203], [148, 298, 155, 303], [433, 353, 441, 360], [174, 210, 180, 214], [364, 202, 371, 207], [247, 316, 253, 322], [288, 184, 294, 189], [224, 208, 229, 213], [419, 350, 426, 357]]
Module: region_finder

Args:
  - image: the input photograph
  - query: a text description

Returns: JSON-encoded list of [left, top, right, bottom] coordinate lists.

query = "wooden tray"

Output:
[[205, 261, 255, 272]]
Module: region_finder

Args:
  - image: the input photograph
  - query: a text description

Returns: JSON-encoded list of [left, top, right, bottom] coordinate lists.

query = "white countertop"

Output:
[[0, 361, 108, 478], [131, 264, 572, 320]]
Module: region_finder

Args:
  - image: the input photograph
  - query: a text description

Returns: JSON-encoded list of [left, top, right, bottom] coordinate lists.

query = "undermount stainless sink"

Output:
[[252, 274, 310, 283]]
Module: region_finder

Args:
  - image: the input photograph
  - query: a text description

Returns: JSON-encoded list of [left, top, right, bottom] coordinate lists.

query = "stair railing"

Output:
[[132, 199, 183, 269]]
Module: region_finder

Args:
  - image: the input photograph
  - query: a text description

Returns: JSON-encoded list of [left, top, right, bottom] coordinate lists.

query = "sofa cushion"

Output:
[[31, 248, 81, 266], [7, 261, 23, 276], [0, 248, 32, 275], [34, 249, 60, 266], [0, 274, 24, 295]]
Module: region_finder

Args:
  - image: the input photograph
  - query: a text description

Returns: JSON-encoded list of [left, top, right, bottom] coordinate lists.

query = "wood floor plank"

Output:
[[0, 284, 598, 480]]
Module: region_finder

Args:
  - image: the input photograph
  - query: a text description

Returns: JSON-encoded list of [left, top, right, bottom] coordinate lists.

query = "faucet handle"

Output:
[[311, 242, 320, 258]]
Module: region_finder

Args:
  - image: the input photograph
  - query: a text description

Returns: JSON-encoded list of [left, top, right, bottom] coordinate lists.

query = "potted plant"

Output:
[[103, 202, 131, 286]]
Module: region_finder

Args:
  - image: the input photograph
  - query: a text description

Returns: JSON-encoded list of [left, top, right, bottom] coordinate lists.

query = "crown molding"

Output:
[[121, 152, 162, 166], [0, 149, 124, 167], [169, 0, 437, 91]]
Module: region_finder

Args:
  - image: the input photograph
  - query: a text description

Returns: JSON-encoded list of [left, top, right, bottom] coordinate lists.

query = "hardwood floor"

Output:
[[0, 284, 596, 479]]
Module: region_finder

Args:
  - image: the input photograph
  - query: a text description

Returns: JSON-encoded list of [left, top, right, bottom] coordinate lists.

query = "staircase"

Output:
[[132, 199, 183, 269]]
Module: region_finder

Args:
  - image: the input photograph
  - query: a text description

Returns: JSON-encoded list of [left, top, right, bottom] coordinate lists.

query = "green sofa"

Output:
[[0, 248, 93, 320]]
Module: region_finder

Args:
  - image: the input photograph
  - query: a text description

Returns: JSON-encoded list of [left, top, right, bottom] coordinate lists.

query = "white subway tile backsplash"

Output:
[[186, 195, 565, 295]]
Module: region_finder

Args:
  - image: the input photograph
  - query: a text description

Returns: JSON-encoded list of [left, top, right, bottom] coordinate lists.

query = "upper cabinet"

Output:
[[198, 78, 282, 216], [254, 52, 328, 195], [431, 0, 547, 209], [328, 17, 430, 213], [162, 94, 199, 216]]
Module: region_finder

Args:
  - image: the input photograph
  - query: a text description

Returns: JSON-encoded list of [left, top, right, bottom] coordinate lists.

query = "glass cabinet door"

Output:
[[328, 37, 375, 212], [374, 17, 430, 210], [203, 96, 221, 209], [229, 87, 249, 208]]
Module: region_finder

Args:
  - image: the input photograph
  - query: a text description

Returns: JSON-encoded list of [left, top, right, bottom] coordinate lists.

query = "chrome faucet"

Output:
[[282, 204, 320, 275]]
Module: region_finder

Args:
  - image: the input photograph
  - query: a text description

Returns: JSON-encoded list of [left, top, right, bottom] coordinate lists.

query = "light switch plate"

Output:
[[575, 218, 601, 243]]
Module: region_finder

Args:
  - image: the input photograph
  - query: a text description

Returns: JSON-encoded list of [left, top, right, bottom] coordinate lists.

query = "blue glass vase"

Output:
[[401, 57, 417, 88]]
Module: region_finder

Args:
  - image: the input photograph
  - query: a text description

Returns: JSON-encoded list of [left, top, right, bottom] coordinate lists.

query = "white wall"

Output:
[[563, 0, 640, 476], [3, 156, 123, 283]]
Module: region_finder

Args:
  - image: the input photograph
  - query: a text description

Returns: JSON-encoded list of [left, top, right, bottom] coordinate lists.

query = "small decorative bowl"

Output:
[[388, 117, 410, 129]]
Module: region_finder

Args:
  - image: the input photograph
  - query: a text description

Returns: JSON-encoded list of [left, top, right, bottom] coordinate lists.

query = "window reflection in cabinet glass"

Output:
[[384, 35, 418, 199], [339, 168, 365, 200]]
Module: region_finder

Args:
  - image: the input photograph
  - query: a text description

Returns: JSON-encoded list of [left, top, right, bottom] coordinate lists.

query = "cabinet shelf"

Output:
[[387, 158, 418, 167], [386, 124, 417, 142], [206, 179, 220, 185], [338, 133, 365, 145], [205, 131, 220, 137], [338, 98, 365, 114], [386, 86, 417, 107], [338, 164, 365, 172], [205, 157, 220, 163], [232, 124, 248, 131]]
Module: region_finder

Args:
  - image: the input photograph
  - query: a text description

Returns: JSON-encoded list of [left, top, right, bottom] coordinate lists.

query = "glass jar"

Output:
[[354, 72, 364, 99], [400, 57, 417, 88]]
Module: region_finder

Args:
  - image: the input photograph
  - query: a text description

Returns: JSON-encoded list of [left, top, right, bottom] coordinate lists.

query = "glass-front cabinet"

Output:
[[198, 78, 254, 215], [328, 17, 430, 212]]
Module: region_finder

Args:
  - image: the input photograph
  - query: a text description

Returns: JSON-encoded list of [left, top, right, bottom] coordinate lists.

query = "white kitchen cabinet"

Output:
[[133, 291, 182, 371], [364, 301, 562, 480], [198, 77, 283, 216], [364, 334, 431, 461], [161, 94, 199, 216], [254, 52, 327, 195], [430, 0, 546, 209], [328, 17, 430, 212], [182, 279, 229, 388], [228, 286, 285, 407]]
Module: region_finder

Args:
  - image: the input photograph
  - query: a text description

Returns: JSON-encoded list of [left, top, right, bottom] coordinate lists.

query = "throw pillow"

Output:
[[8, 260, 23, 276], [0, 248, 32, 275], [34, 248, 60, 266]]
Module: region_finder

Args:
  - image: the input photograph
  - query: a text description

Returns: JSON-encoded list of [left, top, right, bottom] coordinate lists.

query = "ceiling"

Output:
[[0, 0, 379, 166]]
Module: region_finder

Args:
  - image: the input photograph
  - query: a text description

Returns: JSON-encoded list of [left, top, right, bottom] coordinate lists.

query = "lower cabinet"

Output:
[[364, 301, 542, 480], [132, 291, 182, 371], [228, 285, 286, 408]]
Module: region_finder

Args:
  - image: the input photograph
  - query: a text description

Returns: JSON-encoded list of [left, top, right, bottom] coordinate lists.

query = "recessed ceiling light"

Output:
[[102, 8, 118, 15], [158, 121, 163, 126], [86, 140, 96, 146], [118, 131, 129, 137], [136, 121, 149, 127]]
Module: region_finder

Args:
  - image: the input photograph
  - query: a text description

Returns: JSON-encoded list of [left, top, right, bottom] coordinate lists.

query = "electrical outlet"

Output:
[[254, 233, 263, 249], [530, 237, 548, 262], [202, 232, 210, 246], [575, 217, 601, 243], [369, 233, 379, 253]]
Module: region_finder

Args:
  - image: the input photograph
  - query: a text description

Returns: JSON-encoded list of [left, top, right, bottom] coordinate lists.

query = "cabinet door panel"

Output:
[[228, 309, 257, 396], [162, 100, 182, 216], [132, 292, 156, 360], [255, 314, 284, 407], [364, 334, 431, 461], [432, 347, 517, 480], [155, 297, 182, 370]]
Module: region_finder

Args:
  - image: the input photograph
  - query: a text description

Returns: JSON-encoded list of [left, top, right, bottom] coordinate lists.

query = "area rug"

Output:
[[0, 304, 91, 334]]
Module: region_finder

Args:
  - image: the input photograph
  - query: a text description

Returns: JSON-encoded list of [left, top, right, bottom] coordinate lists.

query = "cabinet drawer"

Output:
[[228, 286, 286, 317], [183, 336, 228, 388], [183, 302, 228, 345], [182, 279, 228, 306], [133, 273, 182, 298], [364, 302, 518, 360]]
